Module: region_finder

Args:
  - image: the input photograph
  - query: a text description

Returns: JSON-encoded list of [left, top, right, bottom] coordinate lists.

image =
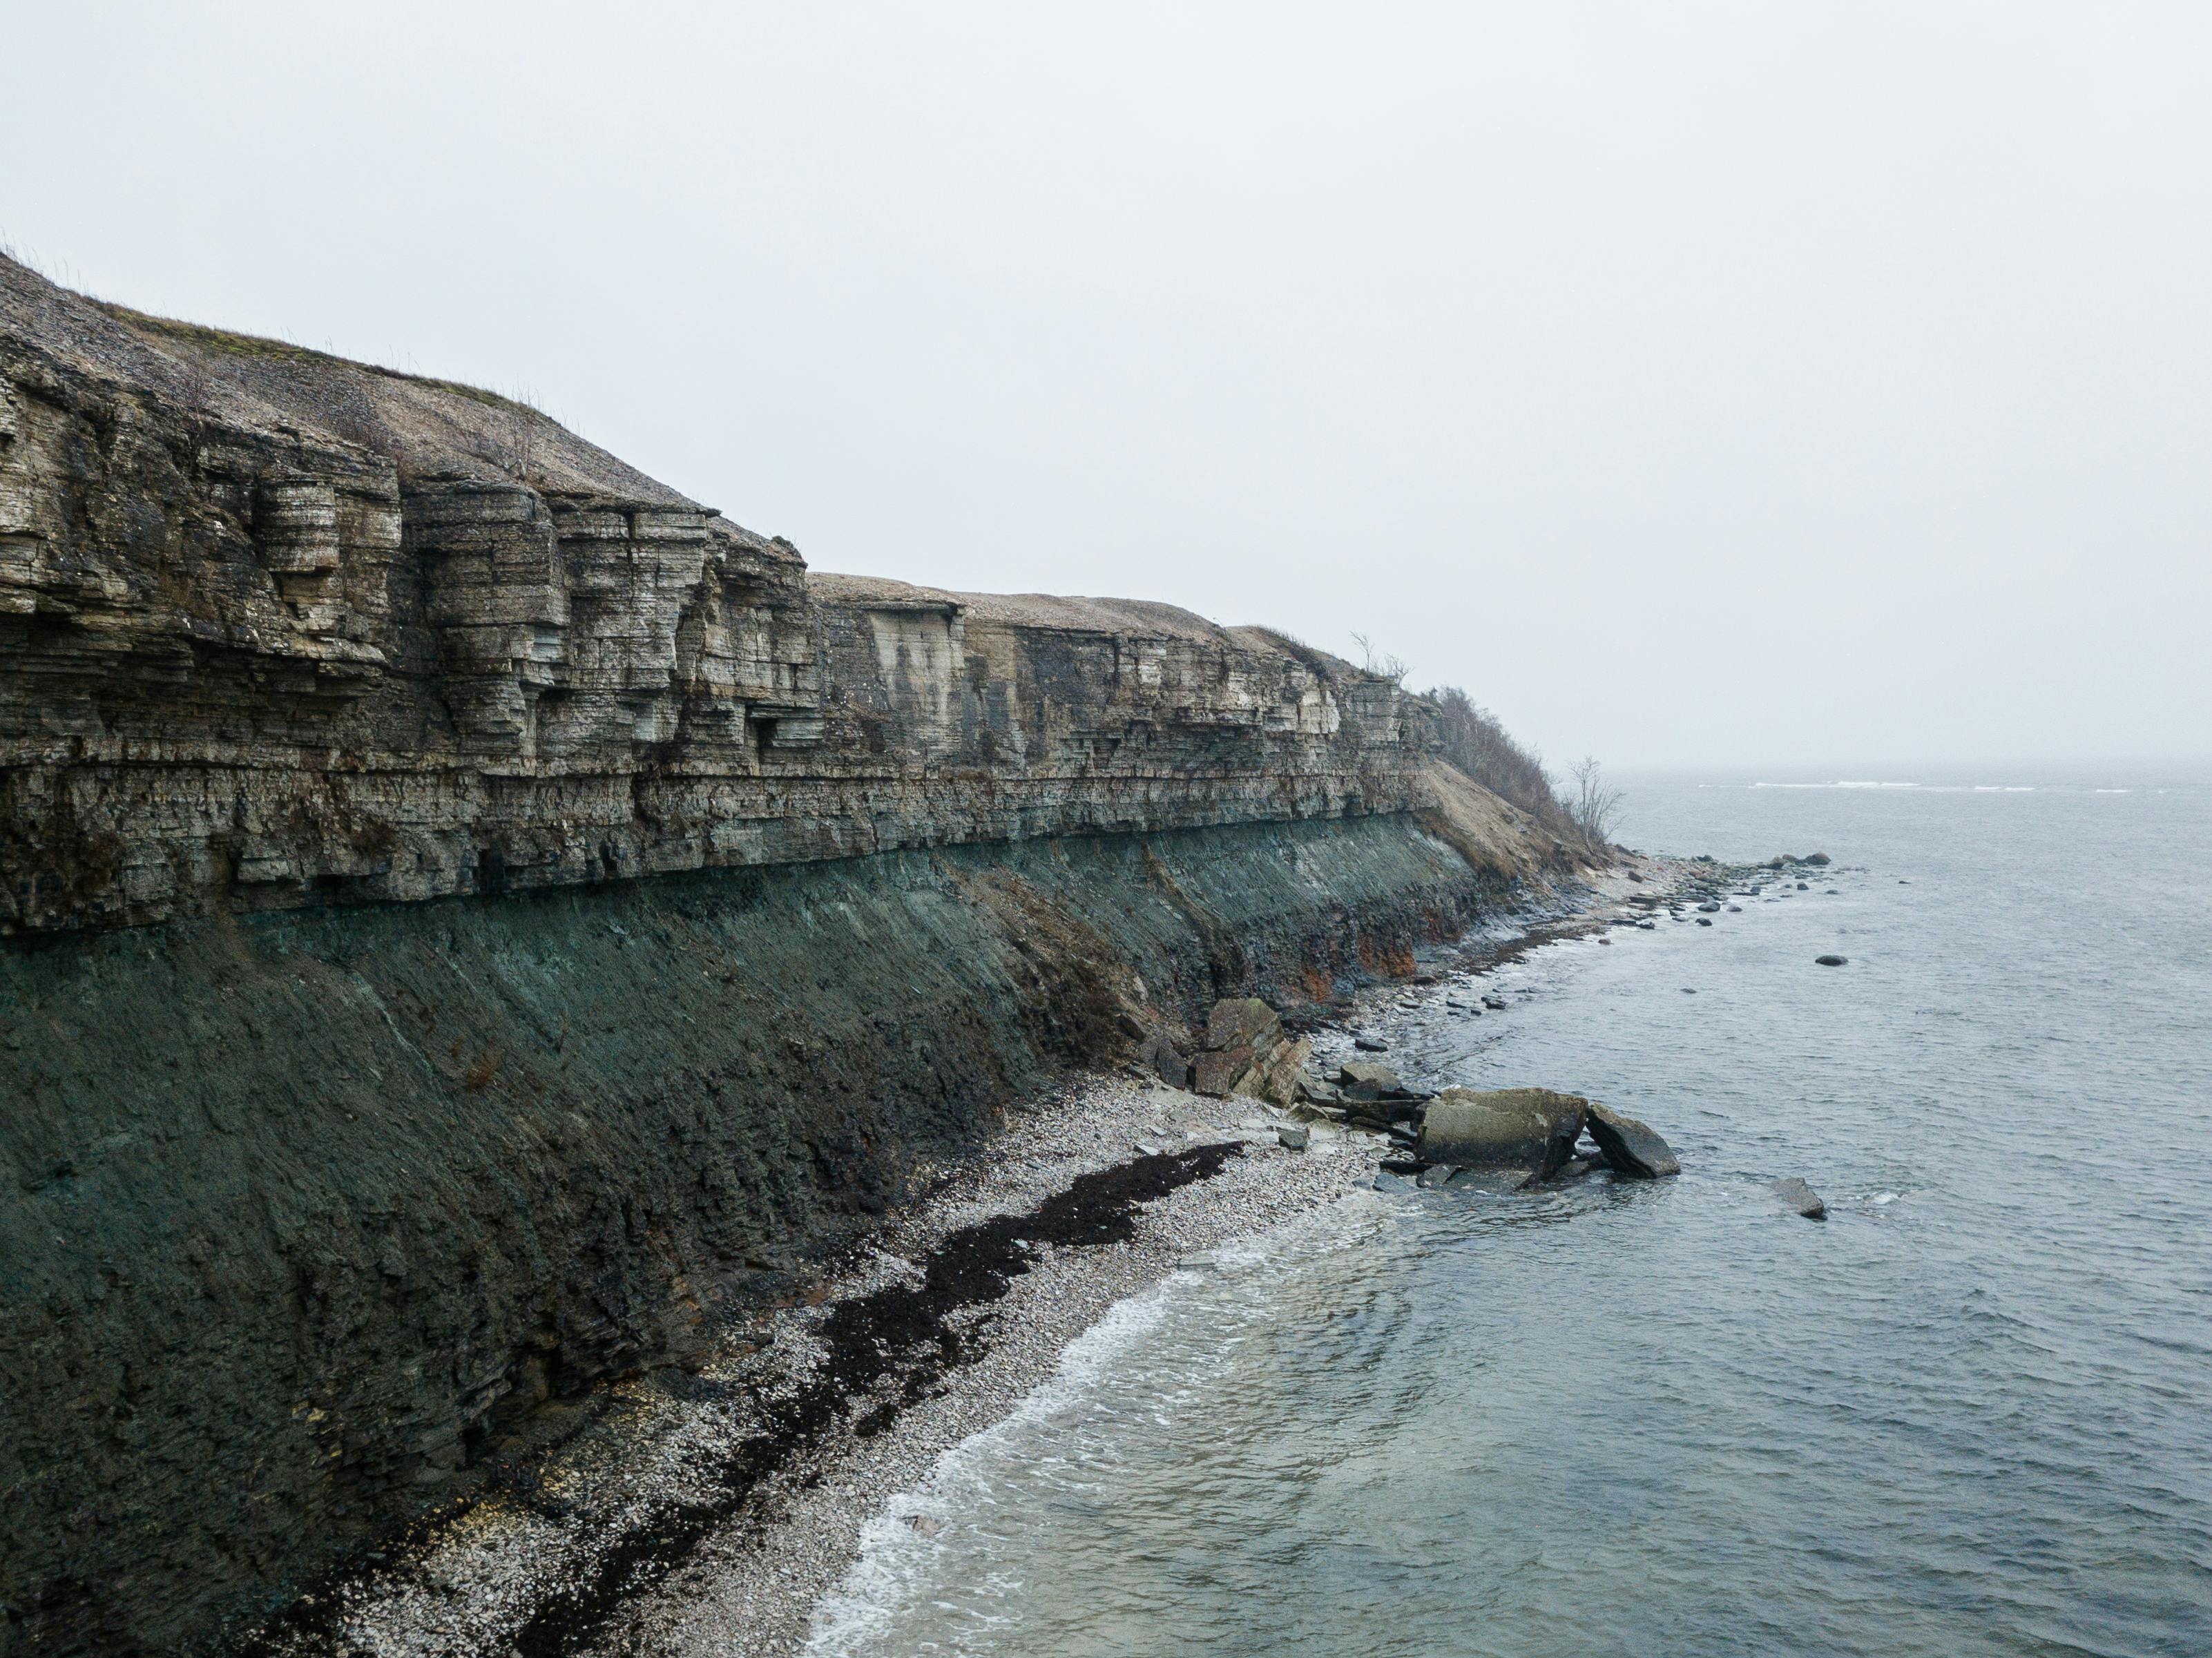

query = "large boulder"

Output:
[[1137, 1029, 1191, 1088], [1235, 1034, 1313, 1108], [1584, 1101, 1680, 1178], [1417, 1088, 1586, 1178], [1335, 1059, 1406, 1099], [1191, 996, 1283, 1097]]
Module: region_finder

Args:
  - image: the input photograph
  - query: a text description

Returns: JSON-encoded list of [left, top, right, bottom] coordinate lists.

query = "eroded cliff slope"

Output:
[[0, 256, 1584, 1653]]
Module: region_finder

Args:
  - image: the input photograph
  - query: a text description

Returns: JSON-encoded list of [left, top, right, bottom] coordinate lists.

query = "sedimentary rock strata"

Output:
[[0, 253, 1525, 938], [0, 256, 1593, 1655]]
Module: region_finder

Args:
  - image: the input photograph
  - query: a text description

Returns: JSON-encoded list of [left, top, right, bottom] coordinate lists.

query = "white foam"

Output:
[[802, 1284, 1182, 1655]]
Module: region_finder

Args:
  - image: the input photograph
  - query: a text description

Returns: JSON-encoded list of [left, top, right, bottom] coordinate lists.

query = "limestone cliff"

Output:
[[0, 254, 1501, 938], [0, 256, 1582, 1655]]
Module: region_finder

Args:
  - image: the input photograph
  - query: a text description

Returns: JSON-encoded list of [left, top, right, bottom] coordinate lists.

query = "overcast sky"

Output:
[[7, 3, 2206, 769]]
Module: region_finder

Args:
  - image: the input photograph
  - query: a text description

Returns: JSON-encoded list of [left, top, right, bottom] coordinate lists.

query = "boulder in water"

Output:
[[1416, 1163, 1457, 1189], [1773, 1177, 1827, 1220], [1815, 954, 1847, 967], [1416, 1088, 1586, 1179], [1584, 1101, 1681, 1178]]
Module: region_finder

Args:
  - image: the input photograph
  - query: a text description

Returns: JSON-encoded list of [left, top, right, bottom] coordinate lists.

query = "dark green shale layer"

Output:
[[1, 813, 1506, 1655]]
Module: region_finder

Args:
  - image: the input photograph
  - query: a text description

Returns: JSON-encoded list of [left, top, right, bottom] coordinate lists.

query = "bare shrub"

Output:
[[1566, 755, 1625, 849], [173, 359, 213, 445], [1349, 631, 1408, 682], [459, 389, 545, 485], [501, 395, 537, 485]]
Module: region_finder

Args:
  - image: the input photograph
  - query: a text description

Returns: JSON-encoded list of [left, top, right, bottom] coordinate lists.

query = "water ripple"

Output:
[[808, 778, 2212, 1657]]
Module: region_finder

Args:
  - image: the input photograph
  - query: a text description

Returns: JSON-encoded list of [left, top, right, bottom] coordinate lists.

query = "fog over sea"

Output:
[[803, 769, 2212, 1657]]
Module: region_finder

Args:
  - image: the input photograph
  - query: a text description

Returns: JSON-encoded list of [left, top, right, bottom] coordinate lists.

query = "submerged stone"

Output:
[[1584, 1101, 1681, 1179], [1773, 1177, 1827, 1220]]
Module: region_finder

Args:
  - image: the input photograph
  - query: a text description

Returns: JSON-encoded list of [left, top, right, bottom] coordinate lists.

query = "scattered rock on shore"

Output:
[[1353, 1036, 1389, 1052], [1138, 1030, 1191, 1087], [1335, 1059, 1407, 1099], [1416, 1088, 1586, 1179], [1189, 997, 1310, 1106], [1191, 998, 1281, 1097], [1584, 1101, 1682, 1178]]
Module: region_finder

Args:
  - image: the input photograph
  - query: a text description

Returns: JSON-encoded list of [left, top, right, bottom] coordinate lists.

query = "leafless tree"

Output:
[[1566, 756, 1624, 849], [1349, 631, 1408, 682], [173, 359, 213, 446], [501, 394, 537, 486]]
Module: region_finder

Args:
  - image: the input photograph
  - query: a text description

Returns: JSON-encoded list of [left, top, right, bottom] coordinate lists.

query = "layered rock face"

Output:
[[0, 254, 1454, 936], [0, 257, 1577, 1655]]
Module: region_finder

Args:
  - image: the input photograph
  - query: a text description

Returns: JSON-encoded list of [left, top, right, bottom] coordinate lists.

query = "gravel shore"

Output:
[[262, 865, 1677, 1658]]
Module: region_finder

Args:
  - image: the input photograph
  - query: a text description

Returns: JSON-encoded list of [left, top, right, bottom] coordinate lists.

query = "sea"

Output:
[[804, 769, 2212, 1657]]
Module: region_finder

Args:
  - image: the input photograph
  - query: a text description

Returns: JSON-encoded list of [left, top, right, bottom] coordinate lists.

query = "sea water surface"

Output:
[[809, 771, 2212, 1657]]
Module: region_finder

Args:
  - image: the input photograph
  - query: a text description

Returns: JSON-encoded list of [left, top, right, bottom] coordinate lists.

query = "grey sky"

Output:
[[8, 2, 2206, 769]]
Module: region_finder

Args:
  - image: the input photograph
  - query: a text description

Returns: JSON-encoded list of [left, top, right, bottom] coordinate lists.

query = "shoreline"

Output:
[[253, 862, 1686, 1658]]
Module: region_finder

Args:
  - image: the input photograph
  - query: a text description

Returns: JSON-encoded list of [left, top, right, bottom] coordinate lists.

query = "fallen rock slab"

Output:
[[1191, 996, 1282, 1096], [1335, 1059, 1406, 1099], [1137, 1030, 1191, 1088], [1773, 1177, 1827, 1220], [1416, 1088, 1586, 1179], [1235, 1034, 1312, 1108], [1584, 1101, 1681, 1179]]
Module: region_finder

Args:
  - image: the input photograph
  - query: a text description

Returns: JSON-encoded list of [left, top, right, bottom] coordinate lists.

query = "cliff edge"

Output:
[[0, 253, 1566, 936], [0, 256, 1587, 1655]]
